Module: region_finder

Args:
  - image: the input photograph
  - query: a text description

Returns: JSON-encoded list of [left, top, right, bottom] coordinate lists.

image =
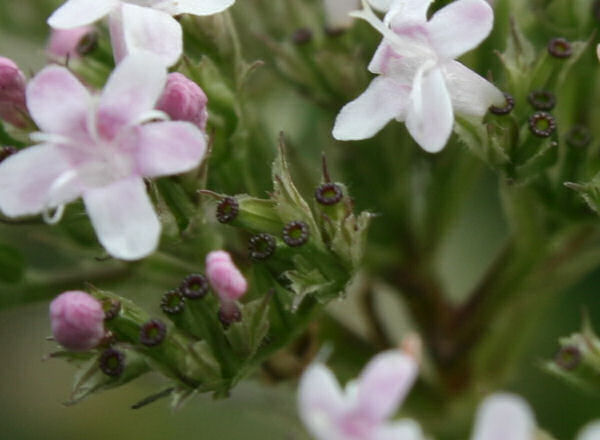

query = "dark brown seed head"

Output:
[[179, 274, 209, 299], [99, 348, 125, 377], [555, 345, 581, 370], [160, 289, 185, 315], [528, 112, 556, 137], [248, 233, 276, 261], [218, 304, 242, 327], [489, 93, 515, 115], [527, 90, 556, 111], [548, 37, 572, 58], [140, 319, 167, 347], [282, 220, 310, 247], [216, 197, 239, 223], [315, 183, 343, 206]]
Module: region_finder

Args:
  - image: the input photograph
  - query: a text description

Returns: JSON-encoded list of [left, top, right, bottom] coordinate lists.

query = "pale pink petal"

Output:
[[426, 0, 493, 59], [374, 420, 424, 440], [406, 65, 453, 153], [97, 51, 167, 140], [299, 363, 347, 440], [47, 26, 95, 59], [0, 144, 81, 217], [578, 421, 600, 440], [155, 0, 236, 15], [83, 177, 160, 260], [471, 393, 535, 440], [443, 61, 504, 117], [333, 77, 410, 141], [48, 0, 118, 29], [385, 0, 433, 23], [26, 65, 91, 138], [108, 4, 182, 67], [368, 42, 428, 79], [367, 0, 394, 12], [324, 0, 357, 29], [121, 121, 206, 178], [356, 351, 418, 423]]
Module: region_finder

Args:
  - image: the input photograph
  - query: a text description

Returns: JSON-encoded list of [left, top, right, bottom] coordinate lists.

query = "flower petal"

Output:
[[109, 4, 182, 67], [48, 0, 117, 28], [426, 0, 494, 59], [578, 421, 600, 440], [155, 0, 236, 15], [471, 393, 535, 440], [26, 65, 91, 138], [443, 60, 504, 117], [83, 177, 160, 260], [406, 65, 453, 153], [356, 351, 418, 423], [0, 144, 81, 217], [333, 76, 410, 141], [97, 50, 167, 140], [385, 0, 433, 23], [298, 363, 346, 440], [374, 420, 424, 440], [368, 0, 394, 12], [123, 121, 206, 178], [324, 0, 357, 29]]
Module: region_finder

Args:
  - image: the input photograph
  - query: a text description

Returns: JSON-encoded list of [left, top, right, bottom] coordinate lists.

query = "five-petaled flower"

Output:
[[48, 0, 236, 66], [333, 0, 505, 153], [298, 349, 423, 440], [0, 53, 207, 260]]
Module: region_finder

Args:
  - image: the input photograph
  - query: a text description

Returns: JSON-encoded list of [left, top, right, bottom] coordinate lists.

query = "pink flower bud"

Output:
[[46, 26, 95, 60], [49, 291, 105, 351], [206, 250, 247, 302], [156, 72, 208, 130], [0, 57, 27, 128]]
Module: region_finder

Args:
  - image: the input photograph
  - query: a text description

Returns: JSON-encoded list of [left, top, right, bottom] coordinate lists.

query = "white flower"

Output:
[[333, 0, 505, 153]]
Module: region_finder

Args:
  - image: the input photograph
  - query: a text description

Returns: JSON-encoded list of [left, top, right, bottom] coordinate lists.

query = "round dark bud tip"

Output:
[[548, 37, 572, 58], [282, 220, 310, 247], [248, 233, 276, 261], [160, 289, 185, 315], [216, 197, 239, 224], [315, 183, 343, 206], [99, 348, 125, 377], [527, 90, 556, 111], [179, 274, 209, 299], [102, 298, 121, 321], [555, 345, 581, 371], [292, 28, 313, 45], [0, 146, 17, 163], [528, 111, 556, 137], [489, 93, 515, 115], [218, 304, 242, 327], [76, 30, 98, 56], [566, 125, 592, 149], [140, 319, 167, 347]]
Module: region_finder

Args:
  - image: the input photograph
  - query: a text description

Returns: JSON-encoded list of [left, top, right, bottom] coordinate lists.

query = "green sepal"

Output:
[[225, 296, 271, 359]]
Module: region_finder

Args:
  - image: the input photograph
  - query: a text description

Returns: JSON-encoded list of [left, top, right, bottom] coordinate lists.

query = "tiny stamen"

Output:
[[99, 348, 125, 377], [489, 93, 515, 115], [527, 90, 556, 111], [179, 274, 209, 299], [140, 319, 167, 347], [282, 220, 310, 247], [216, 197, 239, 223], [160, 289, 185, 315], [548, 37, 572, 58], [315, 183, 343, 206], [248, 233, 276, 261], [528, 112, 556, 137]]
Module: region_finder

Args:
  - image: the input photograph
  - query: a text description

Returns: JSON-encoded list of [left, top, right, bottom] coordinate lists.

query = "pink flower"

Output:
[[0, 53, 207, 260], [156, 73, 208, 130], [46, 26, 95, 60], [206, 250, 247, 303], [333, 0, 504, 153], [298, 350, 422, 440], [47, 0, 236, 66], [50, 290, 105, 351], [0, 57, 28, 128]]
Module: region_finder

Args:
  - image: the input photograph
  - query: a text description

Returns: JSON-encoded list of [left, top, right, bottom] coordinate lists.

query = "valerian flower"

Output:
[[0, 53, 206, 260], [298, 349, 423, 440], [47, 0, 236, 66], [50, 291, 105, 351], [333, 0, 504, 153], [472, 393, 600, 440]]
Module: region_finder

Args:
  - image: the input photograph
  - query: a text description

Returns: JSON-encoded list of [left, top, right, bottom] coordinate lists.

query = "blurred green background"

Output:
[[1, 0, 600, 438]]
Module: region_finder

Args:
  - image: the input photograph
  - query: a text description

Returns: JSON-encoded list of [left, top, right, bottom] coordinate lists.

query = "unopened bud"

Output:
[[50, 291, 105, 351], [156, 72, 208, 130], [0, 57, 27, 128], [206, 250, 247, 302], [218, 301, 242, 327]]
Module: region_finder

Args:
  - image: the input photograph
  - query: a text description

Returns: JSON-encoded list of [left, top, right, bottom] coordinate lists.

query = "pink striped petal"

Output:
[[356, 351, 418, 423], [109, 4, 182, 67], [83, 176, 160, 260], [124, 121, 206, 178], [333, 76, 410, 141], [26, 65, 91, 138], [97, 51, 167, 140], [406, 65, 453, 153], [0, 144, 81, 217], [48, 0, 117, 29], [426, 0, 494, 59]]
